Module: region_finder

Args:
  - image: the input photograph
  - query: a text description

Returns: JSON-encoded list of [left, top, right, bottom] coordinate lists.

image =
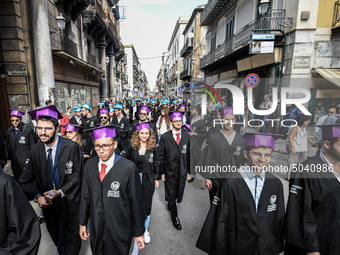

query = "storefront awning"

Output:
[[315, 68, 340, 87]]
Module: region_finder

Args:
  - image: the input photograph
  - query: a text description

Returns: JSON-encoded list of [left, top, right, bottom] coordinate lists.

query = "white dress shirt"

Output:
[[98, 153, 115, 175], [239, 164, 265, 212]]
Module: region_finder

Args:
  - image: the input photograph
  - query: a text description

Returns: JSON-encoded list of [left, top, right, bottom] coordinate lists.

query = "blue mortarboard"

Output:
[[82, 104, 92, 110], [109, 104, 113, 107], [28, 105, 63, 121], [109, 108, 115, 112], [132, 101, 136, 103], [73, 107, 81, 112], [98, 103, 104, 107], [114, 104, 123, 110]]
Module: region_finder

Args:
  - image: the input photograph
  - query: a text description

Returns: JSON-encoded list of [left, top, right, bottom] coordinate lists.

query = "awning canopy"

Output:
[[315, 68, 340, 87]]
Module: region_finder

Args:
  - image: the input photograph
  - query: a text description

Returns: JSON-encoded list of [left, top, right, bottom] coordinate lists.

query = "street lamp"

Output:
[[106, 56, 109, 64], [258, 0, 270, 15], [56, 13, 66, 30]]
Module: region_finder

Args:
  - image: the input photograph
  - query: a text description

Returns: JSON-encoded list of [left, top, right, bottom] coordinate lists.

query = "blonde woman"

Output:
[[65, 124, 91, 163]]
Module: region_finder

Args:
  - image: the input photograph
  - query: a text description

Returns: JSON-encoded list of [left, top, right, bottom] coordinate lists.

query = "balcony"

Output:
[[201, 0, 237, 27], [200, 9, 292, 69], [333, 0, 340, 28], [180, 38, 194, 57], [180, 68, 192, 80], [63, 37, 78, 58], [55, 0, 91, 21]]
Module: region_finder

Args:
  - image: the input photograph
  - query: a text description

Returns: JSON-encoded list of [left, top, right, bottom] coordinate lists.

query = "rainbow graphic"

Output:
[[192, 82, 223, 107]]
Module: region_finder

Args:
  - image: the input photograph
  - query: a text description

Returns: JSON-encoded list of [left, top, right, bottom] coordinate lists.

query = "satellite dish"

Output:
[[188, 32, 194, 39]]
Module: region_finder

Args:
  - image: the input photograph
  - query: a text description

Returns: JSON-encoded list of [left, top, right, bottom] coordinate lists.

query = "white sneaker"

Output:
[[144, 230, 151, 244]]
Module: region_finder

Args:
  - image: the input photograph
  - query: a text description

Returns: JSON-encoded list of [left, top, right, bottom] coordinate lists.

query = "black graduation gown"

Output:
[[158, 130, 190, 203], [19, 138, 83, 255], [284, 154, 340, 255], [0, 167, 41, 255], [123, 144, 160, 215], [6, 124, 38, 179], [112, 116, 130, 152], [81, 115, 100, 139], [196, 172, 285, 255], [190, 118, 207, 174], [79, 154, 146, 255], [199, 131, 246, 201]]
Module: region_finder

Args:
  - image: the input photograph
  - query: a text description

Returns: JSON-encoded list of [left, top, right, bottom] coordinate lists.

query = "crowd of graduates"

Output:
[[0, 94, 340, 255]]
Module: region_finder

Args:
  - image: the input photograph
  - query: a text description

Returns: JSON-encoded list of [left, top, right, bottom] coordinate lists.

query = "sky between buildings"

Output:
[[120, 0, 207, 91]]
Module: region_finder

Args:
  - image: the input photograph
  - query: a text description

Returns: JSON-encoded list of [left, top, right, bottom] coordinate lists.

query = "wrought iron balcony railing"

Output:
[[200, 9, 292, 69]]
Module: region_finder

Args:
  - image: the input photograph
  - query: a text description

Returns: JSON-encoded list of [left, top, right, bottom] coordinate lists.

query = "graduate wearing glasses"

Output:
[[98, 109, 110, 126], [158, 111, 190, 230], [79, 125, 146, 255], [197, 133, 285, 255], [6, 109, 38, 180]]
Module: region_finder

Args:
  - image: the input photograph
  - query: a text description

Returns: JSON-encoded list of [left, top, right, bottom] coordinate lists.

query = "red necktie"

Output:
[[100, 163, 107, 182], [176, 133, 180, 145]]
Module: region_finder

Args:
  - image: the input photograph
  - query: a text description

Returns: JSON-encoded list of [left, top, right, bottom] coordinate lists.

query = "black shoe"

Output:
[[38, 216, 45, 224], [168, 203, 171, 211], [172, 217, 182, 230]]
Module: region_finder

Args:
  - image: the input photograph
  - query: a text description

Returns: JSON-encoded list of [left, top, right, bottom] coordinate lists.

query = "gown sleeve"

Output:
[[284, 171, 319, 253], [79, 163, 91, 226], [196, 182, 228, 254], [0, 174, 41, 254], [127, 164, 146, 237]]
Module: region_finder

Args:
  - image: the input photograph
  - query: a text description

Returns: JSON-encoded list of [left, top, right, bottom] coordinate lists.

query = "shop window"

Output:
[[226, 17, 234, 40]]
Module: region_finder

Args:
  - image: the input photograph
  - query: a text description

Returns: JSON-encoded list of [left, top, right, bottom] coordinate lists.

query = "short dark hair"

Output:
[[67, 107, 71, 110], [45, 100, 52, 106], [37, 116, 59, 128], [245, 146, 273, 153], [325, 137, 340, 147], [295, 114, 310, 127], [193, 105, 201, 115]]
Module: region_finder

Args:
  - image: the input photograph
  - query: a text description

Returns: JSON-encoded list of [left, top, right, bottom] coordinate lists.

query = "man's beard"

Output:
[[329, 145, 340, 161], [40, 131, 56, 144]]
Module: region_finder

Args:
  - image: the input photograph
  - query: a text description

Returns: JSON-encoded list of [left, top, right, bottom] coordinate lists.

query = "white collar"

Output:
[[44, 135, 59, 152]]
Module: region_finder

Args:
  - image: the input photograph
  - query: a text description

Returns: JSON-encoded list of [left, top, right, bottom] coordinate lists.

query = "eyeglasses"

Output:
[[94, 142, 115, 151], [37, 127, 54, 132], [140, 113, 147, 116], [100, 117, 107, 119], [250, 152, 272, 159], [328, 111, 335, 114], [171, 120, 183, 123], [65, 130, 75, 134], [11, 119, 20, 123]]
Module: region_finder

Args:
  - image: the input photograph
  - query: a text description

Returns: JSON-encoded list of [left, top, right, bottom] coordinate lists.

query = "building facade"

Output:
[[180, 6, 206, 101], [0, 0, 124, 133]]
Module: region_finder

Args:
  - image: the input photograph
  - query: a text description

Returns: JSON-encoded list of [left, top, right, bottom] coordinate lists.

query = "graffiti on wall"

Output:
[[49, 87, 92, 114]]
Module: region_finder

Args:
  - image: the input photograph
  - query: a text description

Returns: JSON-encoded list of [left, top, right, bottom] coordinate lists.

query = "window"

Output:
[[226, 17, 234, 40], [210, 33, 216, 52]]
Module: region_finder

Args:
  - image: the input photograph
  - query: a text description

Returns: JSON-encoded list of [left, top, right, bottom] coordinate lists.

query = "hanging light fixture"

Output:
[[258, 0, 270, 15], [56, 13, 66, 30]]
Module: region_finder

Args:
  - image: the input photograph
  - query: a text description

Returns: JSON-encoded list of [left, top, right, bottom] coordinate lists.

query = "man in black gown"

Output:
[[285, 124, 340, 255], [79, 125, 146, 255], [197, 133, 285, 255], [158, 111, 190, 230]]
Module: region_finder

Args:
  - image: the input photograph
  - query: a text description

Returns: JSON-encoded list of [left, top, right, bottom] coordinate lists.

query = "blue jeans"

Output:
[[139, 173, 151, 230]]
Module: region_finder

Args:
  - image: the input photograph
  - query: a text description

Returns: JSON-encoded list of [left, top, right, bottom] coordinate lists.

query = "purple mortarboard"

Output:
[[243, 132, 284, 150], [65, 124, 82, 133], [99, 108, 109, 115], [10, 109, 25, 118], [169, 111, 184, 120], [28, 105, 63, 120], [314, 124, 340, 139], [140, 106, 151, 113], [135, 122, 150, 131], [84, 125, 116, 140], [219, 107, 234, 116], [179, 105, 186, 109], [181, 124, 192, 132]]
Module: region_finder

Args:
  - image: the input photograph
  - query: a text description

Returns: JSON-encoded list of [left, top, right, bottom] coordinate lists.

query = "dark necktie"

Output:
[[46, 148, 54, 190]]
